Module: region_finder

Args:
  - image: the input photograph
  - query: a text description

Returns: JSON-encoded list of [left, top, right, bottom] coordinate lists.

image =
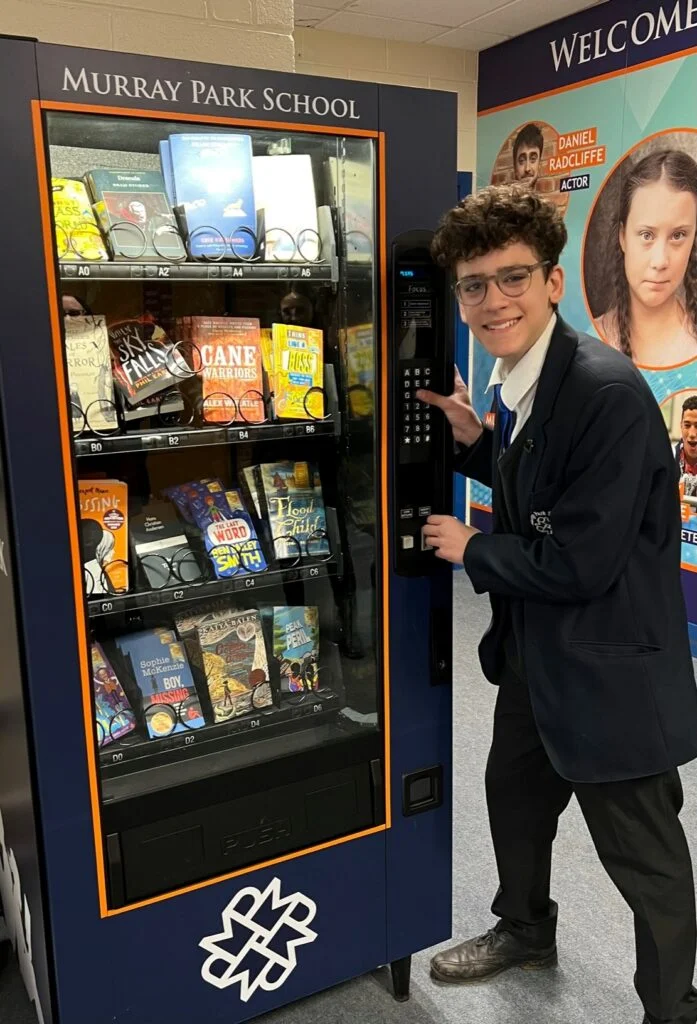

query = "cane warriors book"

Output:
[[51, 178, 109, 262], [191, 316, 265, 424], [78, 479, 128, 594], [116, 628, 205, 739], [197, 608, 272, 722], [91, 642, 136, 747], [271, 324, 324, 420], [64, 315, 118, 433], [272, 607, 320, 693]]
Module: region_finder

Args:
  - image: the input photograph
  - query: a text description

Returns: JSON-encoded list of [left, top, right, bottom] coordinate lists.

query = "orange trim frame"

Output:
[[32, 100, 390, 917]]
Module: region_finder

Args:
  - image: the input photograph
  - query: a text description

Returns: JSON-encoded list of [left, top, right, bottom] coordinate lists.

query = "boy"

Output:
[[419, 185, 697, 1024], [512, 123, 544, 189], [677, 395, 697, 498]]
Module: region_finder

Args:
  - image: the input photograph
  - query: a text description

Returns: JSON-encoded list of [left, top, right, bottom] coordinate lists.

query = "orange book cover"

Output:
[[192, 317, 264, 424], [78, 479, 129, 594]]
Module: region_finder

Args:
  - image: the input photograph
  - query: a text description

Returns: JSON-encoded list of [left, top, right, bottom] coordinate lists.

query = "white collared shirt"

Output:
[[486, 313, 557, 443]]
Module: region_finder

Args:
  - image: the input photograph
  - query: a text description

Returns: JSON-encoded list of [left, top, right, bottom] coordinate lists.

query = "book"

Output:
[[272, 324, 324, 420], [258, 461, 330, 561], [325, 156, 373, 263], [91, 642, 136, 746], [242, 466, 261, 517], [86, 168, 185, 262], [190, 316, 265, 424], [174, 597, 238, 677], [197, 608, 273, 721], [78, 480, 128, 594], [186, 480, 267, 578], [130, 500, 203, 590], [108, 317, 183, 410], [116, 628, 205, 738], [51, 178, 108, 262], [342, 322, 375, 417], [158, 141, 176, 207], [252, 155, 318, 262], [64, 314, 118, 433], [272, 607, 320, 693], [260, 327, 274, 378], [168, 133, 256, 260]]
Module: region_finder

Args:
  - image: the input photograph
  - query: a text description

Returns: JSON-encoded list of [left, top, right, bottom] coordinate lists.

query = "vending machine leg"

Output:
[[390, 955, 412, 1002]]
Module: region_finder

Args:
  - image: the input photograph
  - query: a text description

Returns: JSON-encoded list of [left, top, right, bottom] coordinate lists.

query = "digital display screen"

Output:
[[397, 262, 436, 358]]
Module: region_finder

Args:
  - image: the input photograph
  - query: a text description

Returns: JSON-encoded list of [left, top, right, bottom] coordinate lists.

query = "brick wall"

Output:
[[0, 0, 295, 70], [295, 28, 477, 172]]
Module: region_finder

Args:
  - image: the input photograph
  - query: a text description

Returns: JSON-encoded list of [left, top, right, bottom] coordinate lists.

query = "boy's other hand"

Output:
[[416, 367, 483, 447], [422, 515, 480, 565]]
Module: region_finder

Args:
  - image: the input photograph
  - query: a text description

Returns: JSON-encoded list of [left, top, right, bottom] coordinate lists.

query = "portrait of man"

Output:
[[513, 123, 544, 188]]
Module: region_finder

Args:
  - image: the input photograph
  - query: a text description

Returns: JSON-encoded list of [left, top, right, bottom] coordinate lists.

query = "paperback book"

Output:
[[130, 500, 203, 590], [191, 316, 264, 424], [186, 480, 267, 578], [197, 608, 273, 721], [271, 324, 324, 420], [258, 461, 330, 561], [168, 133, 256, 260], [108, 317, 183, 414], [252, 155, 318, 262], [78, 479, 128, 594], [91, 642, 136, 746], [272, 606, 320, 693], [86, 168, 185, 261], [64, 314, 118, 433], [116, 628, 205, 738], [51, 178, 108, 262]]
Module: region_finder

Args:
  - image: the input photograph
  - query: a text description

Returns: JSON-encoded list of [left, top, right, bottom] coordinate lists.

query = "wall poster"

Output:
[[475, 0, 697, 621]]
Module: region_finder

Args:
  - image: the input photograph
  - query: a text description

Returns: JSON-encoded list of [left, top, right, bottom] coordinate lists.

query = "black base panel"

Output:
[[111, 760, 377, 906]]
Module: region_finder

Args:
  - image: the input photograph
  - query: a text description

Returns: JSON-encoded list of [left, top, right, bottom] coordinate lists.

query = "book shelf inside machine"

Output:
[[45, 109, 385, 903]]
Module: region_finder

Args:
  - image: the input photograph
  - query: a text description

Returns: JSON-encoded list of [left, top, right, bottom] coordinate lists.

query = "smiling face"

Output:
[[682, 407, 697, 461], [515, 144, 541, 187], [455, 241, 564, 363], [620, 178, 697, 312]]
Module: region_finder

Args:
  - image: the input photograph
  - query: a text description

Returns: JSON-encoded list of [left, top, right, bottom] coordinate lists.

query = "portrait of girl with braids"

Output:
[[594, 148, 697, 367]]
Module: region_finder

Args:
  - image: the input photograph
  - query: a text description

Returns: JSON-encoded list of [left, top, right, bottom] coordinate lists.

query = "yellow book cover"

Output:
[[342, 322, 375, 417], [272, 324, 324, 420], [52, 178, 108, 262], [78, 480, 129, 594], [260, 328, 274, 380]]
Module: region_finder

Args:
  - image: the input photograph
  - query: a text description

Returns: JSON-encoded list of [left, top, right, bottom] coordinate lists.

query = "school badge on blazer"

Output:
[[530, 510, 553, 535]]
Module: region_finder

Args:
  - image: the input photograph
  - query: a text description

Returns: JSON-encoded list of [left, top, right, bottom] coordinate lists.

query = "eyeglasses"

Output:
[[453, 261, 551, 306]]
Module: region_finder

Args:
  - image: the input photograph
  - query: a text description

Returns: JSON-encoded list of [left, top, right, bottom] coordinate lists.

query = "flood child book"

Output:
[[91, 642, 136, 746], [108, 317, 183, 420], [64, 314, 118, 433], [197, 608, 273, 722], [191, 316, 264, 423], [51, 178, 108, 262], [186, 480, 268, 578], [86, 168, 185, 262], [168, 133, 256, 260], [273, 607, 320, 693], [116, 629, 205, 738], [78, 479, 128, 594], [258, 461, 330, 561], [272, 324, 324, 420]]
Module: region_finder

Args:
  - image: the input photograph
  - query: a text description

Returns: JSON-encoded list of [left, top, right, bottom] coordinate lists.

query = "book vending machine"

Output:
[[0, 37, 456, 1024]]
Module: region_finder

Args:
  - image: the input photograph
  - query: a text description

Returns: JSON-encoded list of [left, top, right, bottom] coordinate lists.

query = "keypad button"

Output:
[[404, 436, 412, 445], [404, 391, 411, 399], [403, 401, 411, 411], [403, 368, 411, 377], [414, 436, 422, 445], [414, 413, 421, 422], [414, 424, 421, 433]]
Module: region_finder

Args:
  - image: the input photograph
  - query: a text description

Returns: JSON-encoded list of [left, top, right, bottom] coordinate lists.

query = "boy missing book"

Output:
[[420, 184, 697, 1024]]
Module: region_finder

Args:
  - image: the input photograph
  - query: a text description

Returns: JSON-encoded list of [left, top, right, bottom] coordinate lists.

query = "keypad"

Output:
[[401, 362, 433, 448]]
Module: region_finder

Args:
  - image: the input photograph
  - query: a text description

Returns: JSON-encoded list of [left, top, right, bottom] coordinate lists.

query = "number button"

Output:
[[403, 401, 412, 412]]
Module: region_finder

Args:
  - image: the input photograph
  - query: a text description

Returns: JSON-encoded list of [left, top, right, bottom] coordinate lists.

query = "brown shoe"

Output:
[[430, 926, 557, 984]]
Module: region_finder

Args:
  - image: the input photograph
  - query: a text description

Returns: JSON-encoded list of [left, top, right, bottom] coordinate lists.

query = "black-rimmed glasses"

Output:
[[453, 261, 551, 306]]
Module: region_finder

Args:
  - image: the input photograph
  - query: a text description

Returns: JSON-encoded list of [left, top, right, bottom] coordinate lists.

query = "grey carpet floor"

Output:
[[2, 571, 696, 1023]]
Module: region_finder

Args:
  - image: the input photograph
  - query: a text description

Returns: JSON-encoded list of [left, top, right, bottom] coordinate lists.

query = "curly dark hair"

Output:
[[610, 149, 697, 358], [431, 184, 568, 271], [683, 395, 697, 415]]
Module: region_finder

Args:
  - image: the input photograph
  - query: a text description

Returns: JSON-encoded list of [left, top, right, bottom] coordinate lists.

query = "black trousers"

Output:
[[487, 663, 697, 1024]]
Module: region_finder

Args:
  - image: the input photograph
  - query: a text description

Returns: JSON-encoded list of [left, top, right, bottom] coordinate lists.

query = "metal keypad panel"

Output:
[[401, 363, 432, 448]]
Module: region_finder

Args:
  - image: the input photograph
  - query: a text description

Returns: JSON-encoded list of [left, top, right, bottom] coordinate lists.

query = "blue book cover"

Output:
[[168, 133, 256, 259], [158, 140, 176, 207], [259, 461, 330, 561], [272, 607, 320, 693], [116, 628, 205, 738]]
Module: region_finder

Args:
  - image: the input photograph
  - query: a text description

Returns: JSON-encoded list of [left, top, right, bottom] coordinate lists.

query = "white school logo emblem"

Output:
[[199, 877, 318, 1001], [530, 510, 553, 535]]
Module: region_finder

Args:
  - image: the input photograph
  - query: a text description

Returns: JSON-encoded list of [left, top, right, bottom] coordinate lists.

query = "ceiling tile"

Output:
[[294, 0, 350, 9], [319, 10, 447, 43], [465, 0, 603, 38], [295, 3, 337, 26], [426, 24, 510, 50], [346, 0, 508, 28]]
